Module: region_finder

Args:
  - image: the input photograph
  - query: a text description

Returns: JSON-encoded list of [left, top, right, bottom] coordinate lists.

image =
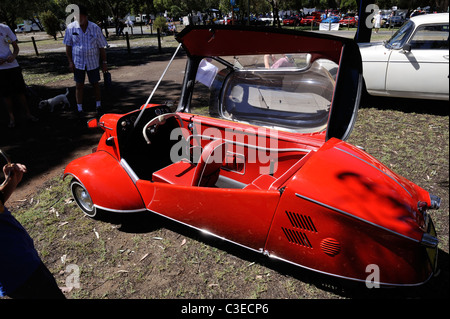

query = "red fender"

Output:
[[64, 151, 145, 213], [264, 138, 433, 285]]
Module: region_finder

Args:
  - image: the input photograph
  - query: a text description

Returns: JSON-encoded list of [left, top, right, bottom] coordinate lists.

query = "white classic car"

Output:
[[359, 13, 449, 101]]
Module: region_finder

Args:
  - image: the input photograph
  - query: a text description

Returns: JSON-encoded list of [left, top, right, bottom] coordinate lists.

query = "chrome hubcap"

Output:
[[73, 184, 94, 212]]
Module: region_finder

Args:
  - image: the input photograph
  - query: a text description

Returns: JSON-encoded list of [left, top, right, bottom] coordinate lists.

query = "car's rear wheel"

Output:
[[70, 179, 97, 218]]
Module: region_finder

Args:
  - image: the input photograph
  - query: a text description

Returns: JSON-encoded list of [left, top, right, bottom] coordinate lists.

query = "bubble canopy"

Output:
[[176, 26, 363, 141]]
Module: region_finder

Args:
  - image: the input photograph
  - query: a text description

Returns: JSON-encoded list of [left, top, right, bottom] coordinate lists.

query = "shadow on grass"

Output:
[[0, 45, 184, 190], [96, 209, 449, 299]]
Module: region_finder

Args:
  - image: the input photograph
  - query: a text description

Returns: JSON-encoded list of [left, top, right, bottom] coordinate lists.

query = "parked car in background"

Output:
[[321, 16, 340, 23], [14, 20, 41, 32], [359, 13, 449, 100], [385, 15, 405, 28], [65, 25, 440, 287], [300, 15, 321, 26], [283, 16, 300, 26], [339, 15, 357, 27], [259, 16, 274, 25]]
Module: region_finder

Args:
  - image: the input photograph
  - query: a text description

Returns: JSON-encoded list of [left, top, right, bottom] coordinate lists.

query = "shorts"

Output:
[[0, 67, 27, 98], [74, 67, 100, 84]]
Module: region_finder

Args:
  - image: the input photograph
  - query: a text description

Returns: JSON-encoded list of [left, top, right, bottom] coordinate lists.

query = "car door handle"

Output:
[[444, 55, 449, 60]]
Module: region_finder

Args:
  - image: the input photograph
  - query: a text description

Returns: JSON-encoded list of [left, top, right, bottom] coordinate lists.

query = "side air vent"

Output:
[[282, 227, 312, 248], [320, 238, 341, 257], [285, 211, 317, 233]]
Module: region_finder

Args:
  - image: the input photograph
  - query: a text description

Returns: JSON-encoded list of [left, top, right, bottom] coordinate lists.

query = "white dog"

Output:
[[39, 88, 70, 112]]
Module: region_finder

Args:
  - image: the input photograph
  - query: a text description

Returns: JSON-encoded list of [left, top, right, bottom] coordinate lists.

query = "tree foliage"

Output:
[[1, 0, 447, 35], [153, 15, 167, 31], [40, 10, 61, 40]]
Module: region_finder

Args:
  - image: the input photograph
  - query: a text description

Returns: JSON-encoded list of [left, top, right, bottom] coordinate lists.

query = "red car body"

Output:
[[339, 16, 357, 27], [64, 26, 440, 287], [300, 15, 322, 26], [283, 16, 299, 26]]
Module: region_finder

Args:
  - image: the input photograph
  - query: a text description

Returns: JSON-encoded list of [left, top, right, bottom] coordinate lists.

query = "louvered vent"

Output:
[[320, 238, 341, 257], [282, 227, 312, 248], [285, 211, 317, 232]]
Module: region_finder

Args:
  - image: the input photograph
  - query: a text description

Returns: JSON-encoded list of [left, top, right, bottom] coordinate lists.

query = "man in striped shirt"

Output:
[[63, 5, 108, 114]]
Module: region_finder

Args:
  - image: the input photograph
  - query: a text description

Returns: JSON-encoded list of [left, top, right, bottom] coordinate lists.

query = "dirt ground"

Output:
[[0, 31, 448, 303]]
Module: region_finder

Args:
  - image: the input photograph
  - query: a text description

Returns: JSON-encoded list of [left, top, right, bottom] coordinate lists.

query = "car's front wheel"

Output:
[[70, 179, 97, 218]]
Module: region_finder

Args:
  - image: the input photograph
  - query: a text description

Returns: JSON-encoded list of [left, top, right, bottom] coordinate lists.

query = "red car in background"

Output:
[[64, 25, 440, 287], [300, 15, 322, 26], [283, 16, 300, 26], [339, 15, 358, 27]]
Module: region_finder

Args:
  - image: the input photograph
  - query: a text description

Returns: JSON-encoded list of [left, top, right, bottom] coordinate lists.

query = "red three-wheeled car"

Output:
[[64, 26, 440, 287]]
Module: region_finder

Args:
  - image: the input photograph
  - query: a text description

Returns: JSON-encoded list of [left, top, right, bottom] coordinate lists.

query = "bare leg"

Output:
[[93, 82, 100, 101], [17, 93, 37, 121], [76, 82, 84, 111], [3, 97, 15, 127]]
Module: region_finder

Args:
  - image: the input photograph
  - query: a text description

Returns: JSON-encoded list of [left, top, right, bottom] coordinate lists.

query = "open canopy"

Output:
[[176, 26, 363, 141]]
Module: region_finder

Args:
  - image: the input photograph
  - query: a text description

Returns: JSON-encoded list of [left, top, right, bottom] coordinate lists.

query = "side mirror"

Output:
[[87, 118, 98, 128], [402, 43, 412, 53]]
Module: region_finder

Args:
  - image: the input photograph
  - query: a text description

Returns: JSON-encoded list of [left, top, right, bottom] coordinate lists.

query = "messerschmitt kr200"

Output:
[[64, 26, 440, 287]]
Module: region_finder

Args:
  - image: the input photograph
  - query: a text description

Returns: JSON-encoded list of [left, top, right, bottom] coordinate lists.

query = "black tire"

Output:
[[70, 179, 97, 218]]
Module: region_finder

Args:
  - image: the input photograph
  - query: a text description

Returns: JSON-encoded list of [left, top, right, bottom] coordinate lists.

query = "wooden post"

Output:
[[125, 32, 131, 54], [31, 36, 39, 56], [157, 28, 162, 53]]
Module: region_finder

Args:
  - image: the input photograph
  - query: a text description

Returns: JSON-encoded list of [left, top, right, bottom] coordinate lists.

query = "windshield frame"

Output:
[[385, 20, 415, 49]]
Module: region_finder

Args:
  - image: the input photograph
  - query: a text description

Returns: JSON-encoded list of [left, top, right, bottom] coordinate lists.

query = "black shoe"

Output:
[[77, 110, 85, 118], [96, 106, 104, 117]]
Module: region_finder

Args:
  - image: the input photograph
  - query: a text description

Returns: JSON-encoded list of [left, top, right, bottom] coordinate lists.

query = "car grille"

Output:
[[285, 211, 317, 232], [282, 227, 313, 248]]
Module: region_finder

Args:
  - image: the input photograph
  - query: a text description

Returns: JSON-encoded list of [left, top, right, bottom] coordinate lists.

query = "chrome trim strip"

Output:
[[295, 193, 420, 243], [335, 147, 412, 197], [93, 205, 147, 214], [187, 134, 311, 154], [120, 159, 140, 184], [98, 122, 113, 130], [269, 253, 433, 287]]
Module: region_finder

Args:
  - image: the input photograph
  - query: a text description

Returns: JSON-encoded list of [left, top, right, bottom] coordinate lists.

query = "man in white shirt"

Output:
[[0, 23, 37, 128], [63, 5, 108, 114]]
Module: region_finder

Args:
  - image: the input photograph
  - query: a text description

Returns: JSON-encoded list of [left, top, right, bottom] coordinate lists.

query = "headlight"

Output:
[[421, 232, 439, 248], [429, 194, 441, 210]]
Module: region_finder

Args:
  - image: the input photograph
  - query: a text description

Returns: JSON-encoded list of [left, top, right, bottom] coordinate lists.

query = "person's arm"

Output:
[[63, 27, 74, 72], [6, 41, 19, 63], [65, 45, 74, 72], [99, 47, 107, 73], [97, 26, 108, 73], [0, 163, 27, 207]]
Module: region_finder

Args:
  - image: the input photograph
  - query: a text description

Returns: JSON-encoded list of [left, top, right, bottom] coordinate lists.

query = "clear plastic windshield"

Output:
[[191, 54, 337, 133], [385, 20, 414, 49]]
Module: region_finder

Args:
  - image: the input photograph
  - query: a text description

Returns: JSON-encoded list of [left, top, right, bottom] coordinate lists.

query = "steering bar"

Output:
[[142, 113, 184, 144]]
